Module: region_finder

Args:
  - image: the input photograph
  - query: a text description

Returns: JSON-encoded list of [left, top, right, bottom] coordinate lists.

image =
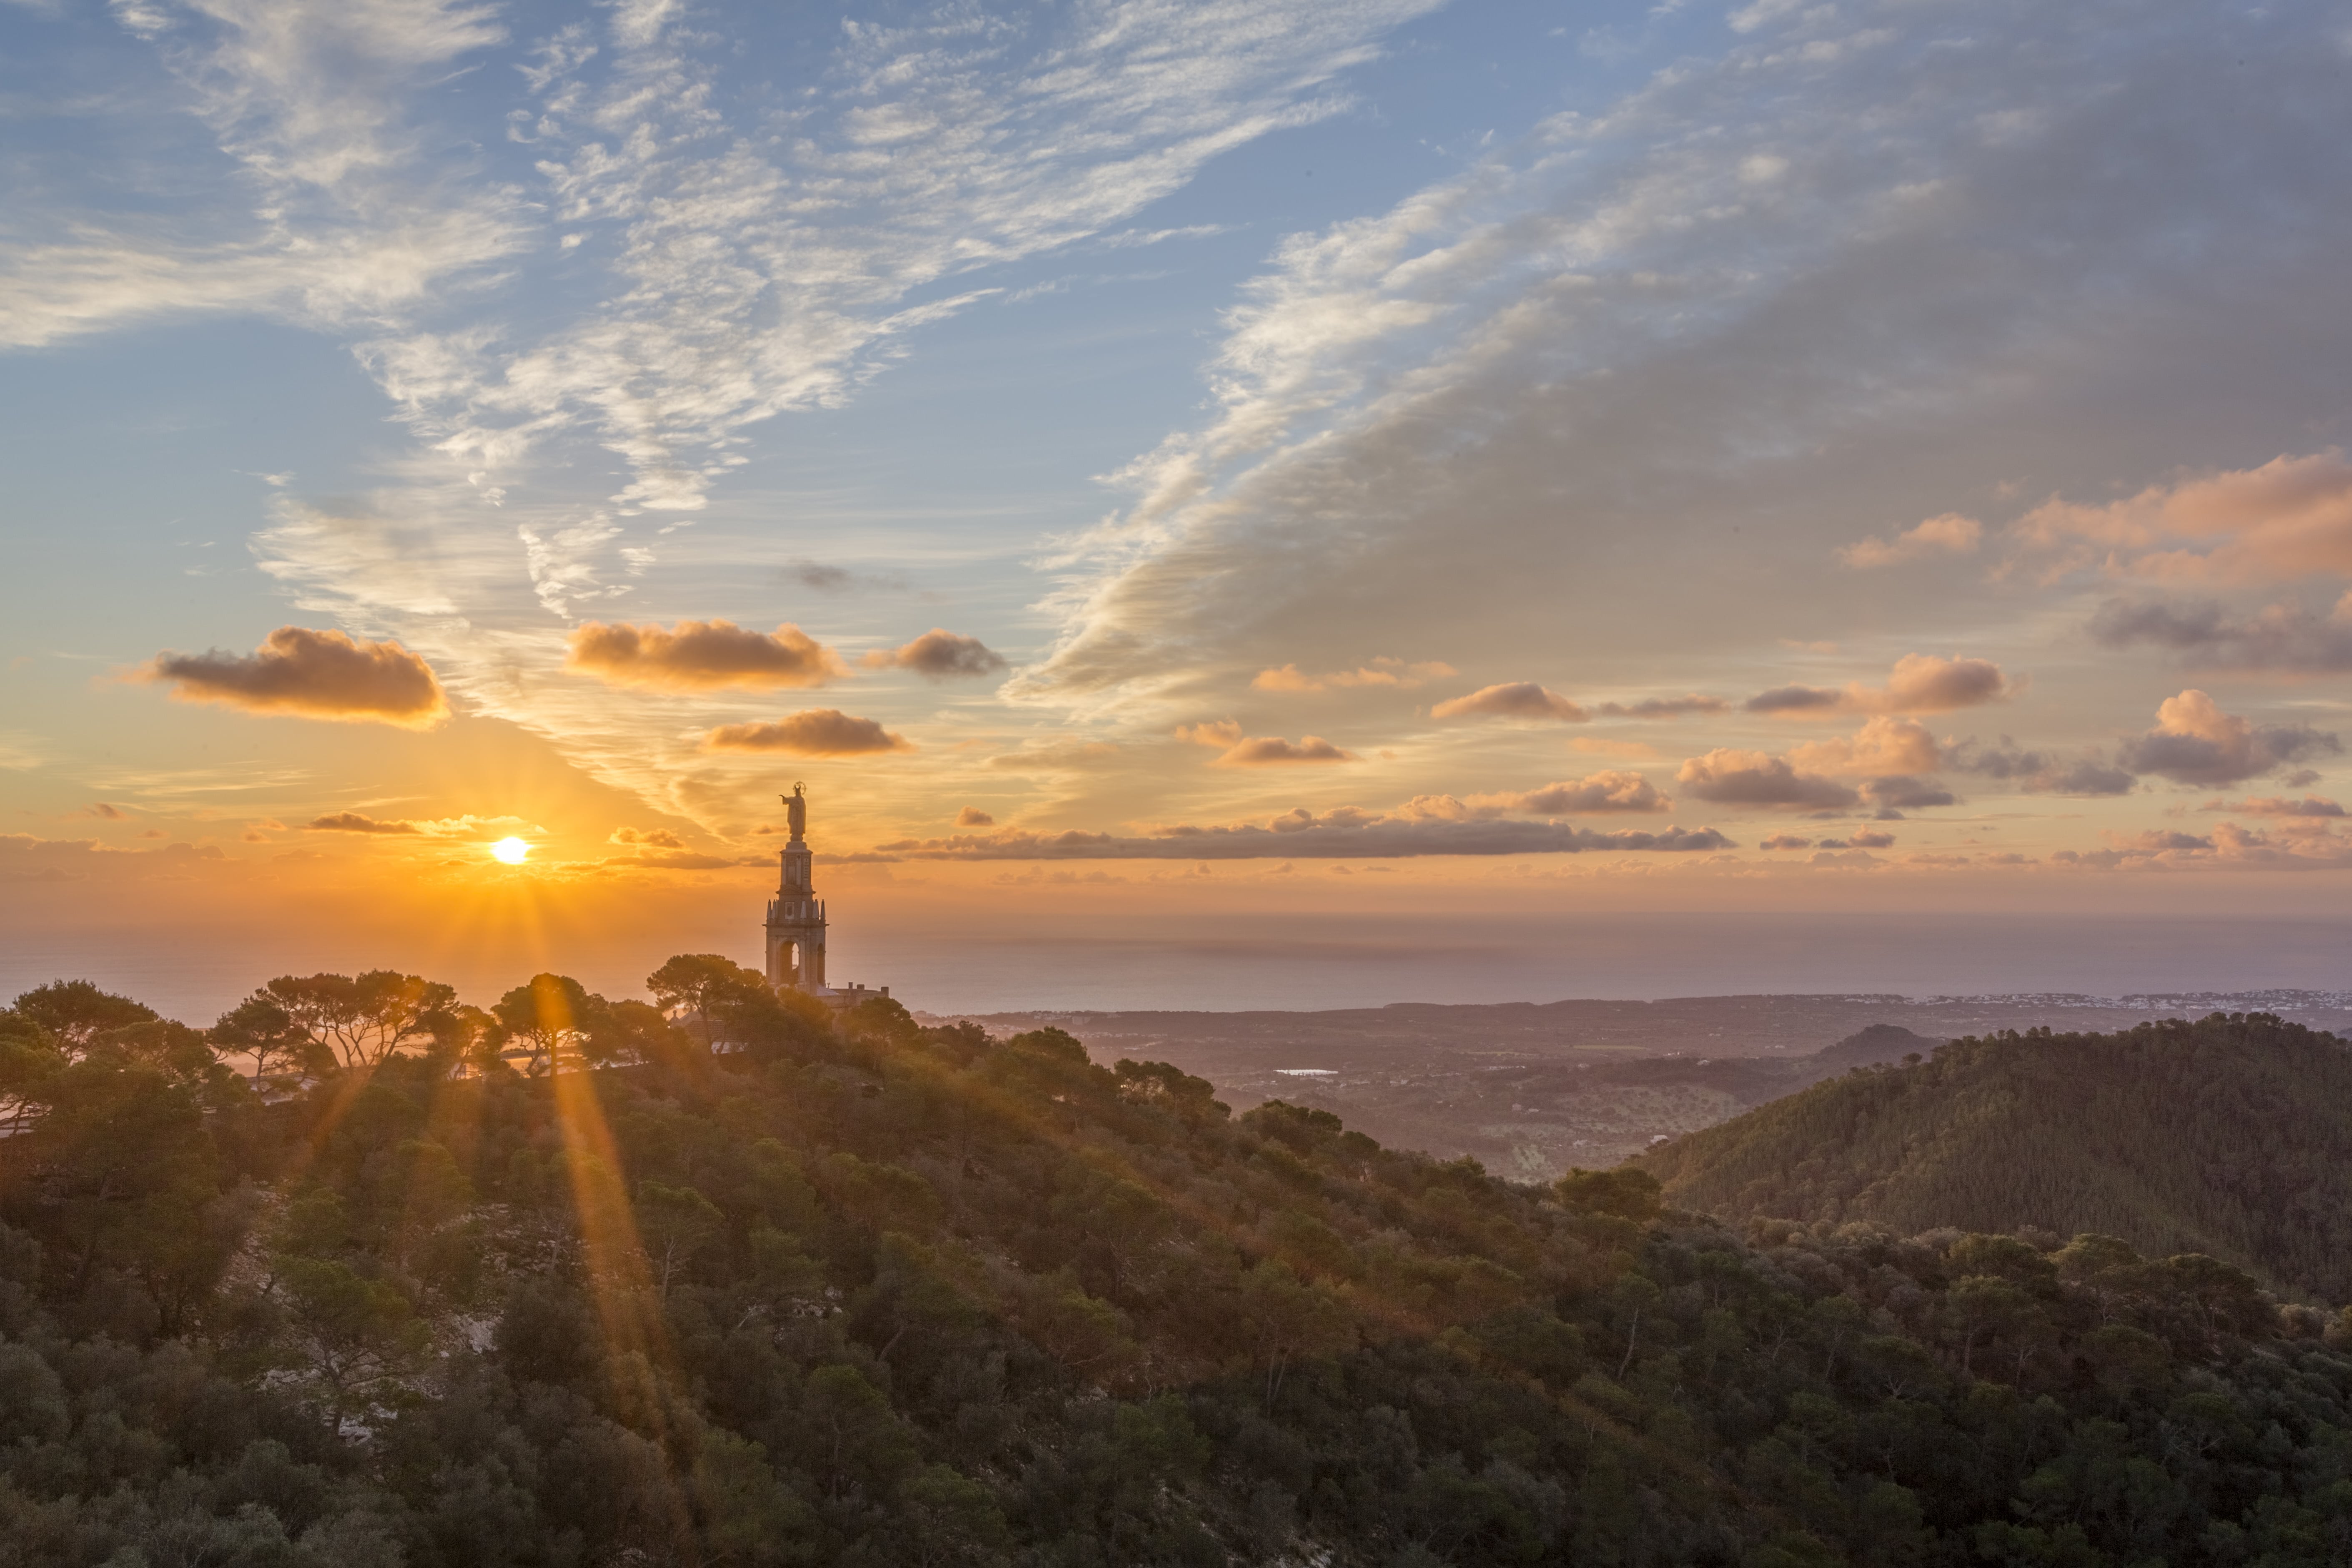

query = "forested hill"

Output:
[[11, 974, 2352, 1566], [1639, 1013, 2352, 1302]]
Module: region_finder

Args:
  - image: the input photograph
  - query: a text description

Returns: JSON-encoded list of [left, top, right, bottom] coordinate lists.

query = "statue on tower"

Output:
[[755, 782, 888, 1010], [766, 783, 825, 991]]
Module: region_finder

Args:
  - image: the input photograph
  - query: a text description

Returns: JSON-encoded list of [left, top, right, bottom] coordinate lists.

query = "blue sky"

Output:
[[6, 0, 2352, 1011]]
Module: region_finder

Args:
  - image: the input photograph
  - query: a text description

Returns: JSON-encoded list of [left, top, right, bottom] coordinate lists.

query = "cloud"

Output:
[[1759, 833, 1810, 850], [1788, 717, 1943, 778], [985, 740, 1123, 773], [1946, 738, 2137, 796], [1219, 736, 1357, 766], [1462, 770, 1671, 816], [1019, 0, 2352, 734], [784, 560, 907, 594], [80, 803, 128, 820], [601, 852, 742, 871], [875, 807, 1734, 861], [0, 0, 527, 351], [2113, 689, 2340, 786], [63, 0, 1442, 827], [1675, 751, 1859, 811], [566, 620, 845, 692], [1838, 512, 1983, 568], [2089, 596, 2352, 673], [1177, 720, 1357, 765], [0, 834, 228, 885], [1816, 829, 1895, 849], [704, 710, 913, 757], [860, 630, 1009, 679], [1399, 771, 1670, 818], [1593, 695, 1730, 719], [145, 627, 447, 727], [954, 807, 995, 828], [2054, 819, 2352, 873], [1745, 656, 2014, 718], [1858, 778, 1952, 810], [2198, 795, 2344, 818], [2113, 829, 2216, 854], [610, 827, 685, 848], [2014, 449, 2352, 584], [1430, 683, 1590, 722], [1175, 720, 1244, 748], [1253, 657, 1455, 692], [305, 811, 421, 835], [1571, 737, 1661, 760]]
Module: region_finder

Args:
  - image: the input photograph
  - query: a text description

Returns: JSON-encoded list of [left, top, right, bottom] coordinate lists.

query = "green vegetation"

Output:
[[1640, 1012, 2352, 1304], [5, 979, 2352, 1565]]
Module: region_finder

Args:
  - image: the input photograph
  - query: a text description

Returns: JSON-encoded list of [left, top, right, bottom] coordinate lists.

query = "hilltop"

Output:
[[8, 972, 2352, 1565], [937, 992, 2352, 1177], [1640, 1012, 2352, 1302]]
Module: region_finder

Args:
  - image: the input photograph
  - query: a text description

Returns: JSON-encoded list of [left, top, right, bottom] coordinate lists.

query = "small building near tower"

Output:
[[764, 784, 890, 1008]]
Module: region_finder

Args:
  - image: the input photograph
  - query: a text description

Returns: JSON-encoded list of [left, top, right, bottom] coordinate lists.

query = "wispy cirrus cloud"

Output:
[[0, 0, 526, 349], [1020, 0, 2352, 722], [125, 0, 1444, 822]]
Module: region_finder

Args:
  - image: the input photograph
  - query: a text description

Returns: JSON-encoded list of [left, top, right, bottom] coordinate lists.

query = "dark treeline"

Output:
[[1639, 1013, 2352, 1305], [4, 973, 2352, 1566]]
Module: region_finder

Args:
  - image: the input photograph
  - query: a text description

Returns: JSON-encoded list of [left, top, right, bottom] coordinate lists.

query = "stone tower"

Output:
[[764, 783, 827, 991]]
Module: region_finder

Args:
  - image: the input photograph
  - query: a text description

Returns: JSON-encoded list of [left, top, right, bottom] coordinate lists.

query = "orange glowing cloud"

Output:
[[1176, 720, 1357, 765], [1404, 771, 1671, 818], [306, 811, 424, 835], [144, 627, 447, 728], [567, 619, 845, 691], [705, 709, 912, 755], [1429, 682, 1589, 722], [1788, 716, 1944, 778], [1254, 657, 1456, 692], [1745, 654, 2015, 718], [2014, 449, 2352, 582], [1838, 512, 1983, 568]]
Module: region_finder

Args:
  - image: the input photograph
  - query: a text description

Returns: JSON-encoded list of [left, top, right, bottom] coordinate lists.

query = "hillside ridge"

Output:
[[1639, 1011, 2352, 1302]]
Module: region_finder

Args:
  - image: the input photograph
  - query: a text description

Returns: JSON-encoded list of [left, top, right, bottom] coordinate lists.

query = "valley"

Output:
[[930, 989, 2352, 1177]]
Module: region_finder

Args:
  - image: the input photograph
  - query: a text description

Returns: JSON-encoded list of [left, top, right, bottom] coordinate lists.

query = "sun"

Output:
[[490, 836, 531, 865]]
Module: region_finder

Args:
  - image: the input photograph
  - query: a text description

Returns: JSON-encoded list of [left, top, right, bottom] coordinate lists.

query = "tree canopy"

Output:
[[2, 979, 2350, 1566]]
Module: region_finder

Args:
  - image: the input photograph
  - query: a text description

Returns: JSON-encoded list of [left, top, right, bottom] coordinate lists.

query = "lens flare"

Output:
[[490, 836, 530, 864]]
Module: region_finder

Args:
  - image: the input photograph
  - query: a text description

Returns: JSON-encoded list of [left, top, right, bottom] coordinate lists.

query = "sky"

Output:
[[5, 0, 2352, 1018]]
